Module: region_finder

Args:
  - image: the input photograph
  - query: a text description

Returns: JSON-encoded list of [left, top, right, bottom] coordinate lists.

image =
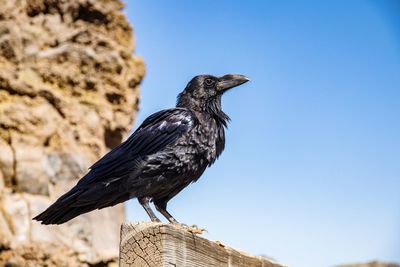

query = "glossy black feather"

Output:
[[82, 108, 195, 185]]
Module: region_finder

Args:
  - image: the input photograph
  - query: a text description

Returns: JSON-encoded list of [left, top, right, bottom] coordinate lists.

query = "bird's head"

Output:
[[177, 74, 249, 111]]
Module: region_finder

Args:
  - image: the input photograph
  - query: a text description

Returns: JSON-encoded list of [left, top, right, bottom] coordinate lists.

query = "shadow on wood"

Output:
[[120, 222, 285, 267]]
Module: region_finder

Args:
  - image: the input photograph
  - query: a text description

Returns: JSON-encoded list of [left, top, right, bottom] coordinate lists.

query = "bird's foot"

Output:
[[172, 223, 207, 235]]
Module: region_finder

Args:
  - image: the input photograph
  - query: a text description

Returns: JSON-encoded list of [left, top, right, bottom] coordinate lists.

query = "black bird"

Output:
[[33, 74, 249, 225]]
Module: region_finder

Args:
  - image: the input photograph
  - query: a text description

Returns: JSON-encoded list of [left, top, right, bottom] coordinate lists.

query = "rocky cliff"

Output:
[[0, 0, 144, 266]]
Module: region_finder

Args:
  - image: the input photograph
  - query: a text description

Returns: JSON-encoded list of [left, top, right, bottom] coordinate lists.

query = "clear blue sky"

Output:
[[124, 1, 400, 266]]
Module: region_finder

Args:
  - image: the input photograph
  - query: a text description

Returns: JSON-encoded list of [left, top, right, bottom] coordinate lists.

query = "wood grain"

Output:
[[120, 222, 285, 267]]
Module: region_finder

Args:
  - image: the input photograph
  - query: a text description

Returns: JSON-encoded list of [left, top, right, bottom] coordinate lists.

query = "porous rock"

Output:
[[0, 0, 144, 265]]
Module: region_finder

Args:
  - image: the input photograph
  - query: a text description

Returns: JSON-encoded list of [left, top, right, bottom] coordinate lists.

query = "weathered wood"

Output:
[[120, 222, 285, 267]]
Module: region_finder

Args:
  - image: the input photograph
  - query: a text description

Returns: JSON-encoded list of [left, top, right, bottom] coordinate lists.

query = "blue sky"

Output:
[[124, 1, 400, 266]]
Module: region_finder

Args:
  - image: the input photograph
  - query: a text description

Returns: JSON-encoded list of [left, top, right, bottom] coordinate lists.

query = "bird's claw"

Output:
[[172, 223, 207, 235], [187, 225, 207, 235]]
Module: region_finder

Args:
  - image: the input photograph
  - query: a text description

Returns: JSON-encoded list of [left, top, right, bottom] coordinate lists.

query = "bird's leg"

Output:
[[154, 199, 206, 235], [138, 197, 161, 222], [154, 200, 179, 224]]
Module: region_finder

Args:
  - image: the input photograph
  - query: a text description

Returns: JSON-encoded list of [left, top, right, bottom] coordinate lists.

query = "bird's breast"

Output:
[[185, 121, 225, 165]]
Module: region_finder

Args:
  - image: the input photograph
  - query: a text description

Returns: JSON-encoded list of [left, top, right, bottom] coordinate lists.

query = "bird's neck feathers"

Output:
[[205, 95, 230, 128], [176, 93, 230, 128]]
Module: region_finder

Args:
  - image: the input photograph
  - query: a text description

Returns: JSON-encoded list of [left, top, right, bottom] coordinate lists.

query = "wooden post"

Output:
[[120, 222, 285, 267]]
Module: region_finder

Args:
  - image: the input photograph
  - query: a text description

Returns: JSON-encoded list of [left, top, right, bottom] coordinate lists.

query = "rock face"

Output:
[[0, 0, 144, 265]]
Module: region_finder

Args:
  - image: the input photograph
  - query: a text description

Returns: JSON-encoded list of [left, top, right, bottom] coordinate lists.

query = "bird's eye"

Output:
[[204, 78, 214, 87]]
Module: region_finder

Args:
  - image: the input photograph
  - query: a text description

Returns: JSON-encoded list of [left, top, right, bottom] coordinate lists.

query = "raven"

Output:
[[33, 74, 249, 225]]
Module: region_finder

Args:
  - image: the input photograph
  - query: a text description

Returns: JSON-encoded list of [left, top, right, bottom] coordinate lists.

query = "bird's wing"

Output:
[[78, 108, 196, 186]]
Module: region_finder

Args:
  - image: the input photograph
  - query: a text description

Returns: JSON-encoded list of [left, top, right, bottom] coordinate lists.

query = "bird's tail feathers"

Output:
[[33, 182, 129, 225]]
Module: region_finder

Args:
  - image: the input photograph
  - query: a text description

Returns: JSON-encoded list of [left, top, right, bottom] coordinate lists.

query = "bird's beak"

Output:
[[217, 74, 250, 92]]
